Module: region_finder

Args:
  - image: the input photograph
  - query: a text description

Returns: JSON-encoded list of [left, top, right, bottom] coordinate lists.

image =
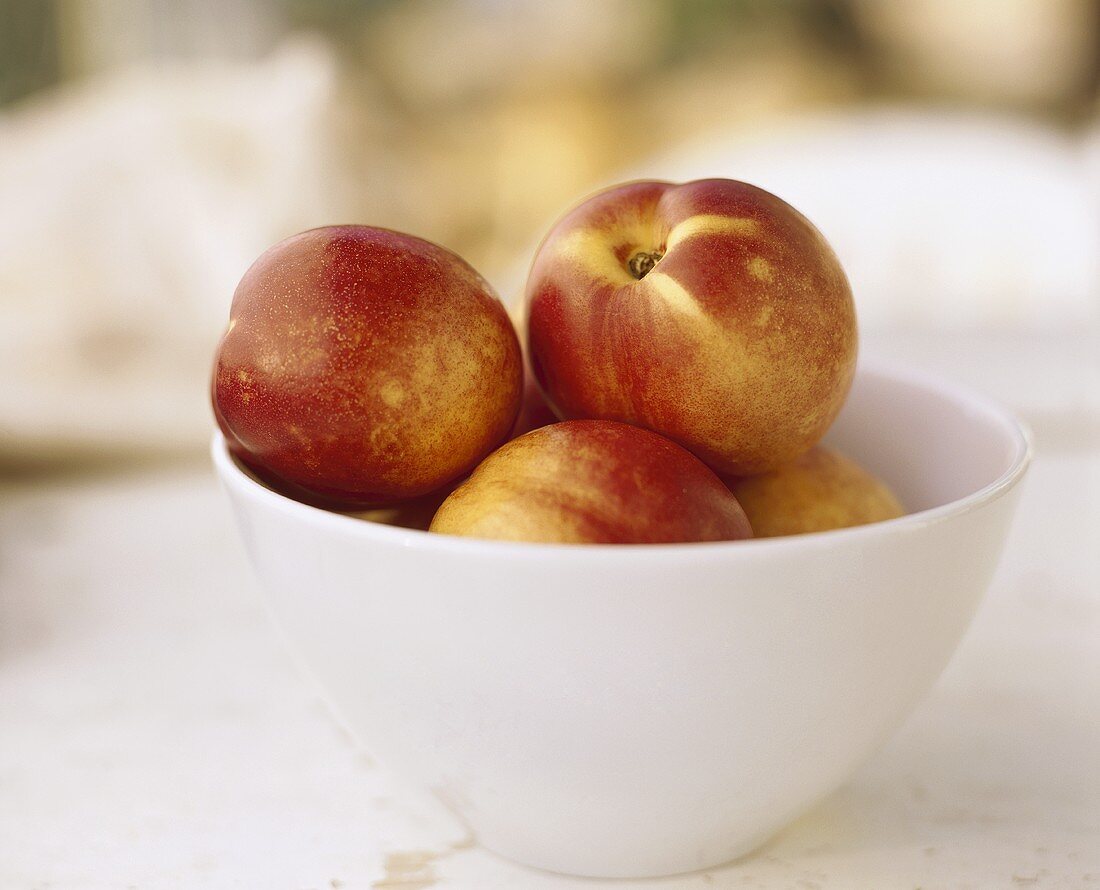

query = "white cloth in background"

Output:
[[0, 39, 345, 463]]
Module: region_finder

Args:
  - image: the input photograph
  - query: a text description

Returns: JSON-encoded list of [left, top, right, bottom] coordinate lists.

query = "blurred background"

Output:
[[1, 0, 1099, 469]]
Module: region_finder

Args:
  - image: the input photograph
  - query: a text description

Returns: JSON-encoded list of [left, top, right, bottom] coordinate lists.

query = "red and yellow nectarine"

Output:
[[213, 225, 522, 509], [430, 420, 753, 544], [525, 179, 857, 476], [725, 446, 903, 537]]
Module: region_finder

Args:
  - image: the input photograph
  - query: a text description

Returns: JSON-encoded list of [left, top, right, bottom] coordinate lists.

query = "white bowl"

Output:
[[212, 363, 1031, 879]]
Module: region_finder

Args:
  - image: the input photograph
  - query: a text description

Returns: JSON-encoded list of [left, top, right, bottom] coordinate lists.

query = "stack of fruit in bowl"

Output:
[[212, 178, 903, 542]]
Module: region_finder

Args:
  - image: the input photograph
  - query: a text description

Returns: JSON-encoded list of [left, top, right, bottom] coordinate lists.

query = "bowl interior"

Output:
[[824, 364, 1028, 514]]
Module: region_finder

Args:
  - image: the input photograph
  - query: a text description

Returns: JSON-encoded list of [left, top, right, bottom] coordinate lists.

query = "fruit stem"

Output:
[[628, 250, 663, 279]]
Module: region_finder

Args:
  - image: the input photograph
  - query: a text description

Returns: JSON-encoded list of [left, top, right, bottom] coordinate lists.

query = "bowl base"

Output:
[[475, 823, 778, 879]]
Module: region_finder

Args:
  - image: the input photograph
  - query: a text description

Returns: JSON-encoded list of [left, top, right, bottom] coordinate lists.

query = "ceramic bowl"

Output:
[[212, 362, 1030, 878]]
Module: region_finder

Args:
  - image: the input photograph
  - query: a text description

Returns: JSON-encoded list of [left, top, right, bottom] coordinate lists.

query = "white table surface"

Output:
[[2, 330, 1098, 889]]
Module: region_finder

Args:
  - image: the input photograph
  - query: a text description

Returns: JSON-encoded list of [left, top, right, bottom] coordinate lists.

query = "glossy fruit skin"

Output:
[[725, 446, 904, 537], [525, 178, 857, 476], [213, 225, 522, 509], [430, 419, 754, 545]]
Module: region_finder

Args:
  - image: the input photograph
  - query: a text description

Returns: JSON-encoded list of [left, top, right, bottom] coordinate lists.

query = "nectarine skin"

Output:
[[725, 446, 904, 537], [213, 225, 522, 509], [430, 420, 753, 545], [525, 179, 857, 476], [509, 369, 559, 439]]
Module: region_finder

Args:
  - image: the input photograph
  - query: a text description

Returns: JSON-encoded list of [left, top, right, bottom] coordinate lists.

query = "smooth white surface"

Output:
[[2, 334, 1097, 888], [213, 364, 1027, 878]]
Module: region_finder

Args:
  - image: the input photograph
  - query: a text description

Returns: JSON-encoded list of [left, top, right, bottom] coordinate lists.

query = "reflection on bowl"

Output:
[[212, 362, 1030, 878]]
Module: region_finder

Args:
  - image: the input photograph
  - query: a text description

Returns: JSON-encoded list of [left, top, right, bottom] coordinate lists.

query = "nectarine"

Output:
[[430, 420, 753, 544], [525, 179, 857, 475], [213, 225, 522, 508], [725, 446, 903, 537]]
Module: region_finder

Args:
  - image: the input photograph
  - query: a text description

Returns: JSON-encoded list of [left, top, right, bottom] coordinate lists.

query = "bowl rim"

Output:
[[211, 360, 1033, 562]]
